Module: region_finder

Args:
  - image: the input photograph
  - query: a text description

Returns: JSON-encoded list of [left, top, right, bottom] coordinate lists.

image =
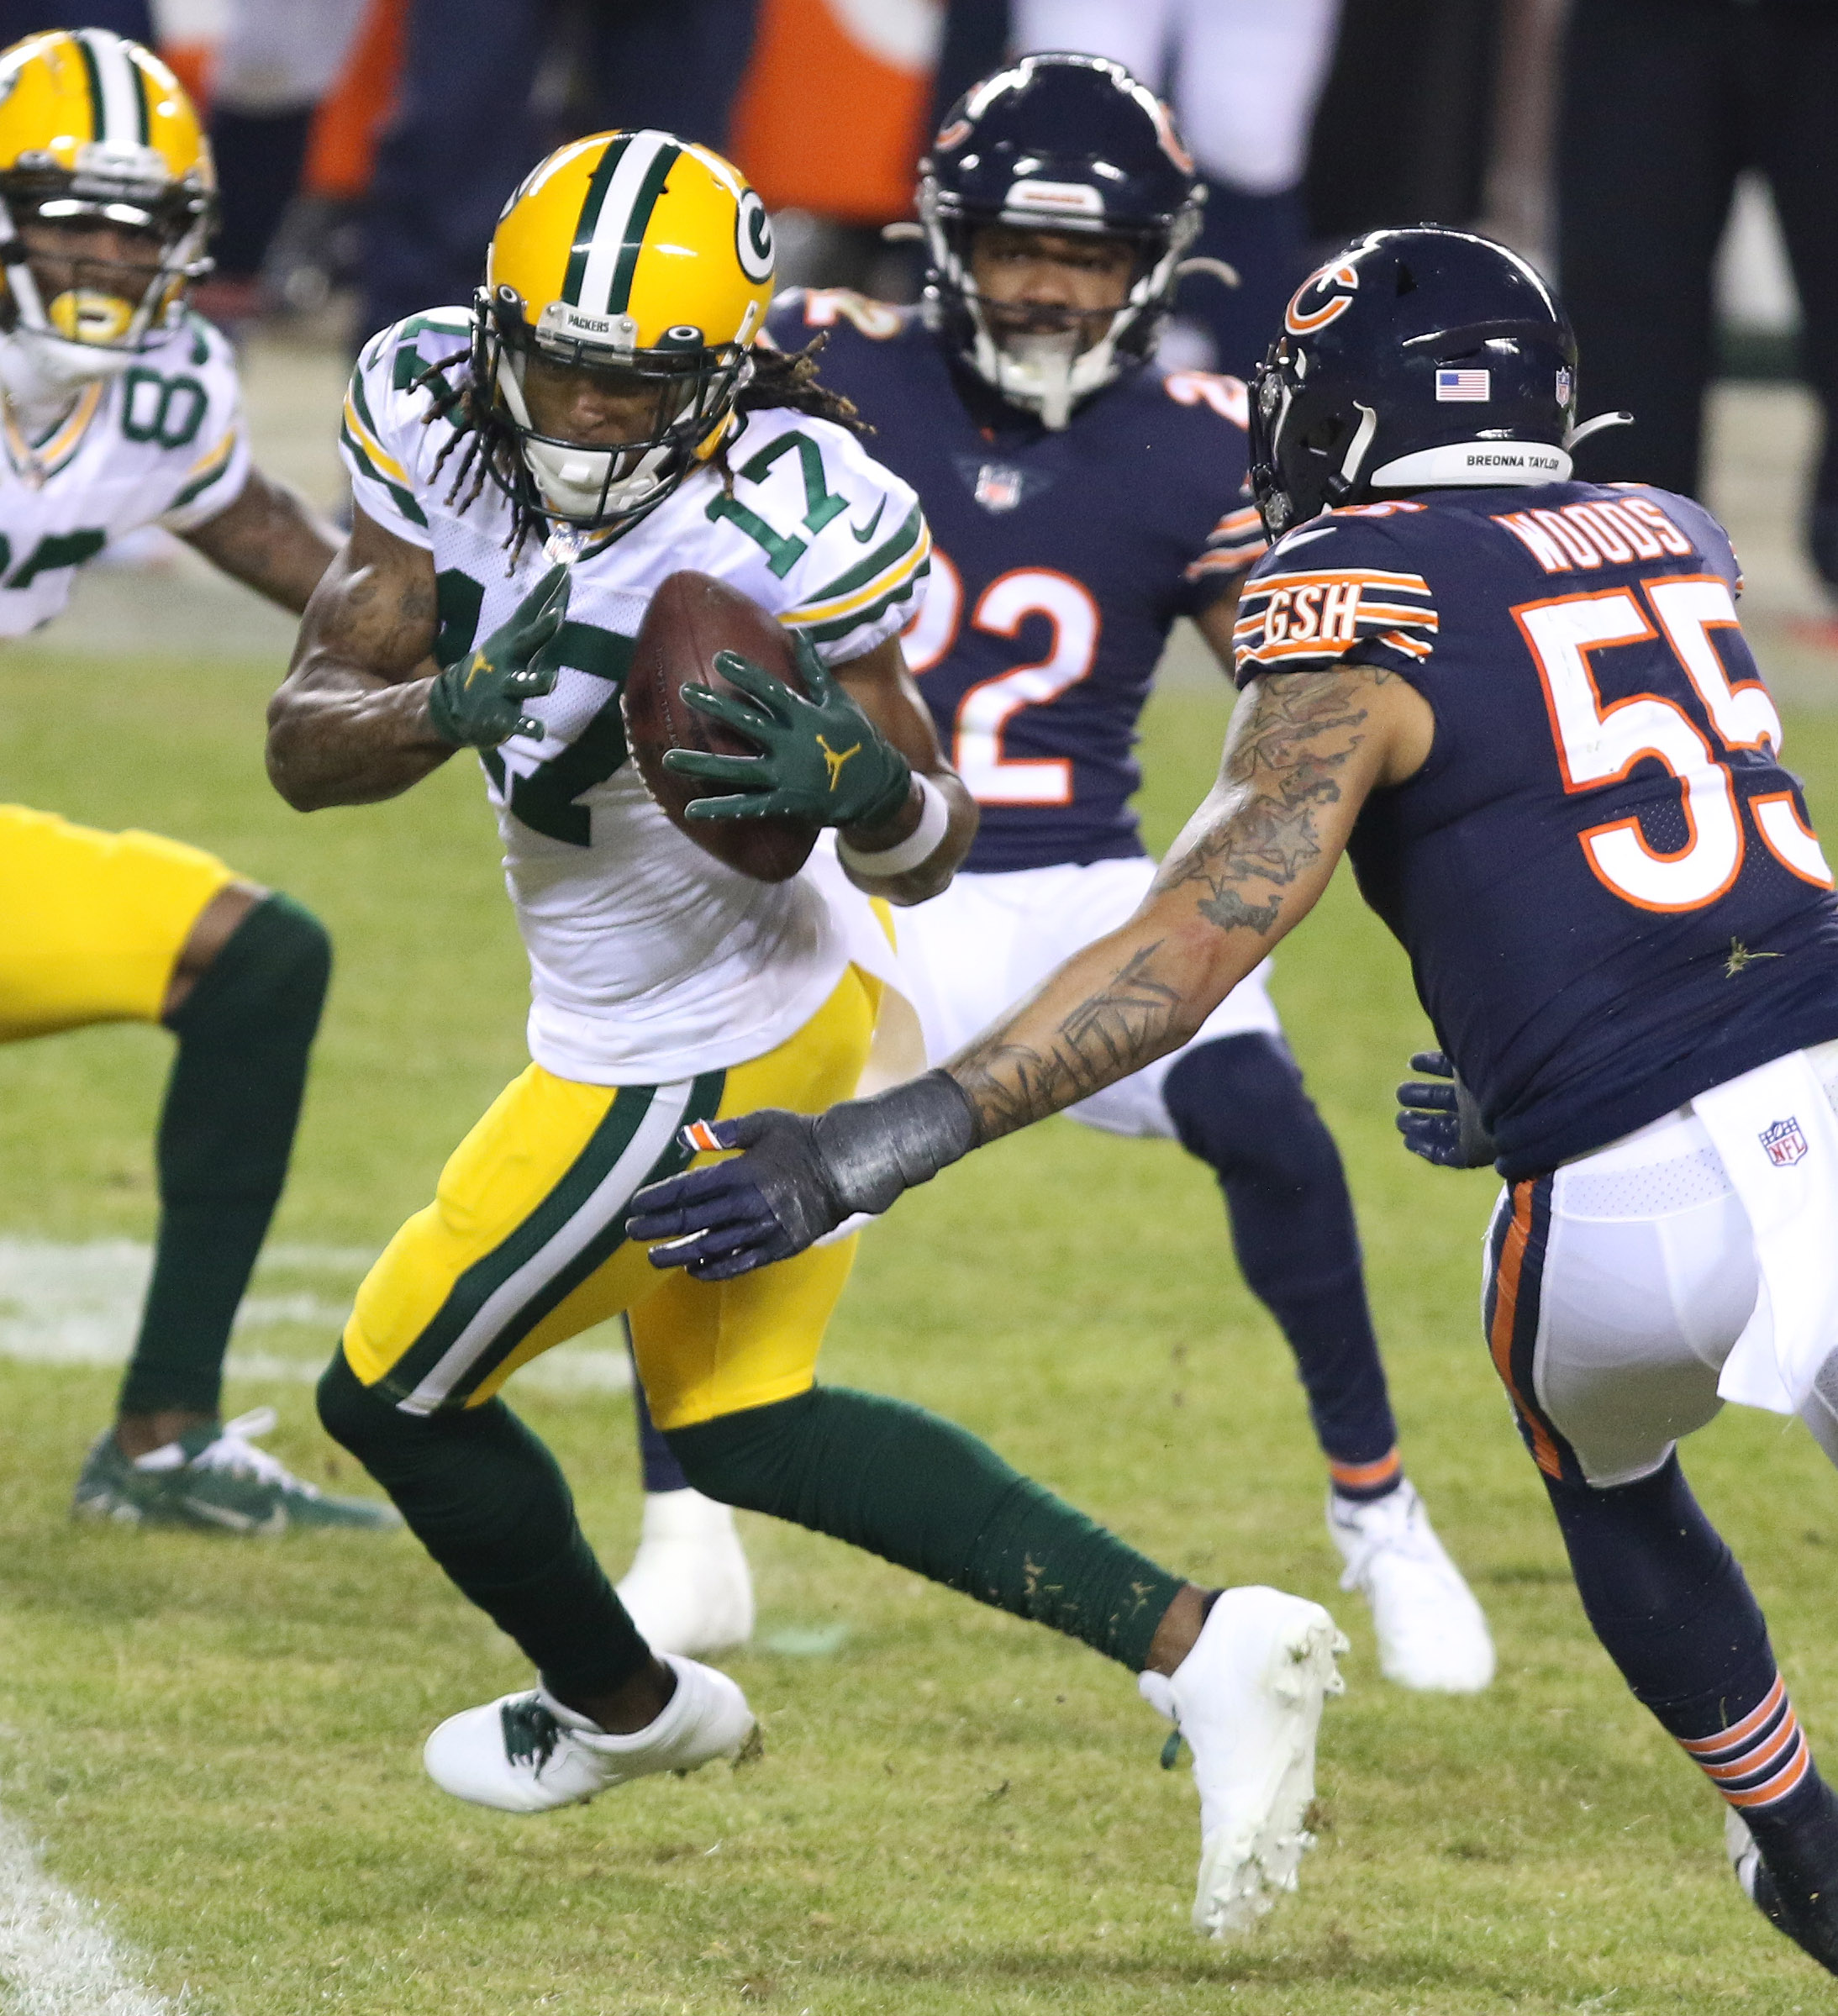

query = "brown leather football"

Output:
[[623, 570, 819, 883]]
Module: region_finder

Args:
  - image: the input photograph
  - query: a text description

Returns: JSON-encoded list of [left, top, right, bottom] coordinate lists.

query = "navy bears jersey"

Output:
[[767, 289, 1264, 871], [1233, 482, 1838, 1177]]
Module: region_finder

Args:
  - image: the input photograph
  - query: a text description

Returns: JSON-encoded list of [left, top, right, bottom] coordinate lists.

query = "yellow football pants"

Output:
[[344, 965, 879, 1431], [0, 804, 236, 1040]]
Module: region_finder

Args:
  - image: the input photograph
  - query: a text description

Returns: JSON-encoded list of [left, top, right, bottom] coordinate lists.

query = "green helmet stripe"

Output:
[[131, 53, 150, 145], [561, 134, 631, 309], [603, 140, 680, 316], [75, 32, 107, 145]]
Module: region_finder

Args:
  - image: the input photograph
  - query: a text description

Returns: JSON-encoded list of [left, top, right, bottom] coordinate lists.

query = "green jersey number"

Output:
[[703, 429, 847, 577], [0, 529, 106, 589], [436, 567, 634, 848], [120, 367, 208, 451]]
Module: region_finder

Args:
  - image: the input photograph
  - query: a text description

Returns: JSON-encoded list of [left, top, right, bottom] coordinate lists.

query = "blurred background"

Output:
[[8, 0, 1834, 687]]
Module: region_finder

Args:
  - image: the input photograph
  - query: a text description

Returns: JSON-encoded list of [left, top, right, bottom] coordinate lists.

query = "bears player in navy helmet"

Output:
[[631, 223, 1838, 1977], [615, 54, 1495, 1693]]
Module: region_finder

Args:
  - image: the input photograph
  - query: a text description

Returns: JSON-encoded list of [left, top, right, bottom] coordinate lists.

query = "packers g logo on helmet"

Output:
[[0, 29, 215, 360], [476, 129, 775, 530]]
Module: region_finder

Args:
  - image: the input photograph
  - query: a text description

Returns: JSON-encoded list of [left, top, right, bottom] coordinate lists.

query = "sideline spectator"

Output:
[[1011, 0, 1343, 375], [360, 0, 758, 342], [197, 0, 371, 323], [1559, 0, 1838, 596]]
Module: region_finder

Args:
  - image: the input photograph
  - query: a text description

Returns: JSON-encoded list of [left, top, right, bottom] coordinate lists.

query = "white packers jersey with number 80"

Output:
[[0, 313, 247, 637], [343, 310, 932, 1085]]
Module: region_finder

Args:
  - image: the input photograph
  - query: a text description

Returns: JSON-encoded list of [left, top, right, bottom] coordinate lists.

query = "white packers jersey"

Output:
[[343, 309, 931, 1085], [0, 314, 249, 638]]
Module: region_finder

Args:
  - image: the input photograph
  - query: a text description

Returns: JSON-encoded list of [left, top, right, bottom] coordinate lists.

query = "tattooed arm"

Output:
[[948, 663, 1435, 1140], [265, 503, 450, 809], [627, 661, 1435, 1282]]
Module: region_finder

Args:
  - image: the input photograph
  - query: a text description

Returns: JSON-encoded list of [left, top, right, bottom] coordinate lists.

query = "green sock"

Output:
[[666, 1385, 1184, 1671], [318, 1351, 649, 1699], [118, 895, 330, 1419]]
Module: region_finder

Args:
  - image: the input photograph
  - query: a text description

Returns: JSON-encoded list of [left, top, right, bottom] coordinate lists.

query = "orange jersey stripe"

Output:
[[1243, 568, 1432, 597]]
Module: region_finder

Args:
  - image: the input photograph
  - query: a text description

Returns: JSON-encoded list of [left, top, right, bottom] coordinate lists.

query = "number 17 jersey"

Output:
[[1232, 482, 1838, 1176], [342, 309, 929, 1087]]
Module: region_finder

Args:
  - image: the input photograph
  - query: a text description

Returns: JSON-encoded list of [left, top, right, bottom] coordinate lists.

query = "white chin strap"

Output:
[[497, 358, 678, 521], [973, 322, 1123, 432], [1369, 438, 1573, 489]]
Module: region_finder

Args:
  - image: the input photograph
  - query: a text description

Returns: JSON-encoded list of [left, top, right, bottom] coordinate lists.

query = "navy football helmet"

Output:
[[917, 53, 1203, 429], [1248, 226, 1629, 538]]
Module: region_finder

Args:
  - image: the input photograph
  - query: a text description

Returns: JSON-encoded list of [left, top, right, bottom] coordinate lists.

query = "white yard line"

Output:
[[0, 1240, 631, 1395], [0, 1807, 171, 2016]]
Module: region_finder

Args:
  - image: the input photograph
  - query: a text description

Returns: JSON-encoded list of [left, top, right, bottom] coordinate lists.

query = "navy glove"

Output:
[[1395, 1051, 1497, 1169], [628, 1071, 978, 1281]]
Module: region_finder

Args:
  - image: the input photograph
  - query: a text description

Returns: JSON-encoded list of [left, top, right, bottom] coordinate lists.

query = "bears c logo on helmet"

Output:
[[1285, 262, 1361, 336]]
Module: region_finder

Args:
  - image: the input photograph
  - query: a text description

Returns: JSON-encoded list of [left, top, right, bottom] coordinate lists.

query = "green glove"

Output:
[[426, 562, 571, 749], [665, 632, 913, 829]]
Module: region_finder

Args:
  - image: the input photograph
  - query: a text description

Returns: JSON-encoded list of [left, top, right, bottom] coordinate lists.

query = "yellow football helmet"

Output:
[[0, 28, 214, 360], [477, 129, 775, 529]]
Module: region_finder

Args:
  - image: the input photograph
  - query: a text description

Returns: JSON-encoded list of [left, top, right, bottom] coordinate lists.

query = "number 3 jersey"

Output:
[[342, 310, 930, 1085], [0, 314, 248, 637], [1232, 482, 1838, 1176], [766, 291, 1264, 871]]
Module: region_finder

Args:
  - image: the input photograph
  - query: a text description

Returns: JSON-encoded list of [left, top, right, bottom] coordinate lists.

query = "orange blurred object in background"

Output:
[[303, 0, 406, 201], [729, 0, 942, 224]]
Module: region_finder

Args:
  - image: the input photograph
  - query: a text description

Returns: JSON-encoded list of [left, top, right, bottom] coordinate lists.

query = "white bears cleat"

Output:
[[1328, 1481, 1495, 1693], [1140, 1585, 1347, 1939], [423, 1656, 756, 1813], [615, 1487, 756, 1657]]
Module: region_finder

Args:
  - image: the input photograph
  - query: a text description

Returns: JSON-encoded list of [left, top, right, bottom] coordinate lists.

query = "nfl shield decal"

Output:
[[1760, 1116, 1809, 1167], [953, 455, 1053, 513]]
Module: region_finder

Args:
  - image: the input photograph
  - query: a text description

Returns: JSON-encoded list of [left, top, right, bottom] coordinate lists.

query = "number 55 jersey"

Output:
[[342, 311, 929, 1084], [1232, 482, 1838, 1178]]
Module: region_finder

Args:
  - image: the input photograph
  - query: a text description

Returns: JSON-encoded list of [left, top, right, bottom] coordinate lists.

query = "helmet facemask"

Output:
[[923, 203, 1195, 429], [0, 170, 213, 392], [478, 286, 753, 530]]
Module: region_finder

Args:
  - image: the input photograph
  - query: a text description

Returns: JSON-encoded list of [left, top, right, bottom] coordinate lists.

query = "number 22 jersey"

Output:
[[767, 290, 1264, 871], [342, 310, 930, 1085], [1233, 482, 1838, 1176]]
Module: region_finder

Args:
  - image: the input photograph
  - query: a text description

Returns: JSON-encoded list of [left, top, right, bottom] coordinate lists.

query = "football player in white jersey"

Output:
[[0, 28, 394, 1534], [267, 129, 1349, 1940]]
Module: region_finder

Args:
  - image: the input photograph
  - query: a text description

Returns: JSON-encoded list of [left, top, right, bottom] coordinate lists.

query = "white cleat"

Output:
[[616, 1487, 756, 1658], [1328, 1482, 1495, 1693], [1140, 1585, 1347, 1939], [423, 1656, 756, 1813]]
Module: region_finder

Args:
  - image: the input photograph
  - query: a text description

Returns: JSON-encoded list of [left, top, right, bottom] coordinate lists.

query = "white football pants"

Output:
[[1482, 1038, 1838, 1489], [893, 856, 1281, 1139]]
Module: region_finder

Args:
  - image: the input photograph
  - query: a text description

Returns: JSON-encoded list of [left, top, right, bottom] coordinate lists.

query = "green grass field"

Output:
[[6, 640, 1838, 2013]]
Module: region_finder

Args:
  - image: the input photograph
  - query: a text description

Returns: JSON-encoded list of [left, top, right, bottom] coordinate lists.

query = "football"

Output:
[[623, 569, 819, 883]]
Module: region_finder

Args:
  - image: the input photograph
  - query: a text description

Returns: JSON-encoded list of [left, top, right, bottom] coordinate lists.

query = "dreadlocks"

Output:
[[409, 332, 870, 561]]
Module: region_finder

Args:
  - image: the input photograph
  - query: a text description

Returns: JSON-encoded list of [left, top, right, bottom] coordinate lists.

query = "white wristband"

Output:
[[835, 771, 951, 880]]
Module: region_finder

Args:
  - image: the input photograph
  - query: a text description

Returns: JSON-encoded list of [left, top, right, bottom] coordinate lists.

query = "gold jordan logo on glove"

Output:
[[817, 735, 861, 792]]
